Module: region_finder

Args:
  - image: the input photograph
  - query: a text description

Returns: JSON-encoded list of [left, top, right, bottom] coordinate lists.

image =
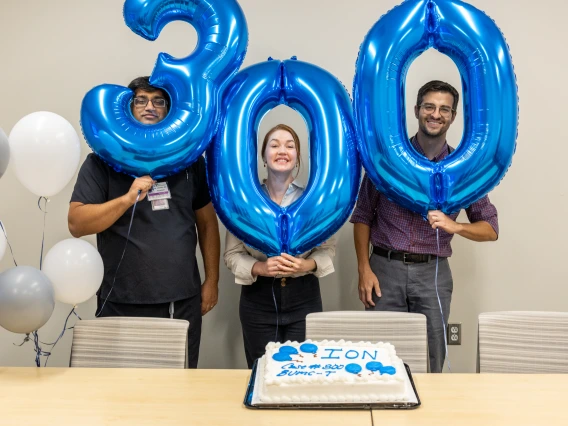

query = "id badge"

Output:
[[147, 182, 171, 201], [151, 199, 169, 211]]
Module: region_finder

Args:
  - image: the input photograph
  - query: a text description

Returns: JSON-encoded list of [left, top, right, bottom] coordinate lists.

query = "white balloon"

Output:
[[9, 112, 81, 197], [0, 127, 9, 180], [0, 220, 7, 262], [42, 238, 104, 305]]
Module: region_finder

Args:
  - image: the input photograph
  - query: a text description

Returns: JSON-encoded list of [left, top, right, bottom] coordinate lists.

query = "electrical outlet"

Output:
[[447, 322, 461, 345]]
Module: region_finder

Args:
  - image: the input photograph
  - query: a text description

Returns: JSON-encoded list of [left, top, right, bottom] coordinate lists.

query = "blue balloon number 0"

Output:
[[207, 58, 361, 256], [353, 0, 518, 215], [80, 0, 248, 178]]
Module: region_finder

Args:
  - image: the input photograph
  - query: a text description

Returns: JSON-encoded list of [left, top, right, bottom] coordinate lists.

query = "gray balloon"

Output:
[[0, 127, 9, 179], [0, 266, 55, 334]]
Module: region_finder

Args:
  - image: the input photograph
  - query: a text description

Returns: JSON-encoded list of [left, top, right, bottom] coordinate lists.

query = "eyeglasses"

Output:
[[132, 97, 168, 108], [419, 103, 455, 118]]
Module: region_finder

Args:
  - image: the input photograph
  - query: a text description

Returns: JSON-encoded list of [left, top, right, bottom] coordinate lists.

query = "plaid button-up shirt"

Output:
[[350, 138, 499, 257]]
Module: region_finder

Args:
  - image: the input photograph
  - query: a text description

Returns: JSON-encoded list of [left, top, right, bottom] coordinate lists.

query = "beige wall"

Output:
[[0, 0, 566, 371]]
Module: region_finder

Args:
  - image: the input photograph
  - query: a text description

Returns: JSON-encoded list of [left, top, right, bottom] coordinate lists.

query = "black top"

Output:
[[70, 154, 210, 304]]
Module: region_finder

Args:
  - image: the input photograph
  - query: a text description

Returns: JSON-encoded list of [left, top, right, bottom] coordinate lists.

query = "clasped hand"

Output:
[[255, 253, 315, 278]]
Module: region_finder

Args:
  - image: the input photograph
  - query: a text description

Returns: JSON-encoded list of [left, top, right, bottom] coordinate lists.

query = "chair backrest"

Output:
[[70, 317, 189, 369], [478, 311, 568, 373], [305, 311, 429, 373]]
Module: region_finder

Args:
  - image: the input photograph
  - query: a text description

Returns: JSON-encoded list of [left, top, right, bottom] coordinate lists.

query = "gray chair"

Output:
[[478, 311, 568, 373], [70, 317, 189, 369], [305, 311, 429, 373]]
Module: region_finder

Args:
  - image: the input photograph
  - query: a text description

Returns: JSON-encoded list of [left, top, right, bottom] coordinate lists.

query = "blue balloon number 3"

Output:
[[353, 0, 518, 215], [80, 0, 248, 178]]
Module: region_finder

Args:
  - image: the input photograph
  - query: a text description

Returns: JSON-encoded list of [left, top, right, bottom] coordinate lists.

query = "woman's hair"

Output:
[[260, 124, 302, 172]]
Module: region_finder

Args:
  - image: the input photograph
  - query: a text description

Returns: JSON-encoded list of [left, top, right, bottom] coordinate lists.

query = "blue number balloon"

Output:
[[80, 0, 248, 178], [353, 0, 518, 215], [207, 58, 361, 256]]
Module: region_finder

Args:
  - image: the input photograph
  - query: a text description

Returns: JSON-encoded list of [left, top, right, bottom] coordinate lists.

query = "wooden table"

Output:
[[0, 367, 372, 426], [2, 368, 567, 426], [373, 373, 568, 425]]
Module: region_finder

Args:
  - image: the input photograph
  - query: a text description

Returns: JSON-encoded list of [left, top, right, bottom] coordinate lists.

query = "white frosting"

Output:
[[257, 339, 408, 404]]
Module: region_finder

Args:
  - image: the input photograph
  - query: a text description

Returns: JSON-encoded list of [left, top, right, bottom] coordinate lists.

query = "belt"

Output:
[[372, 246, 440, 264]]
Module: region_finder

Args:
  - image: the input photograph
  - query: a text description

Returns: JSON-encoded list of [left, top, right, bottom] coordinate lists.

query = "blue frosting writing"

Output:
[[345, 350, 360, 359], [319, 348, 379, 360], [345, 363, 362, 374], [281, 363, 306, 370], [321, 348, 342, 359], [277, 370, 315, 377], [362, 350, 378, 360]]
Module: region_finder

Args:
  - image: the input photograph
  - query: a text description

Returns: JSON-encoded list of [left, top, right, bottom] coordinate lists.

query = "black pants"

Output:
[[239, 274, 322, 368], [96, 293, 202, 368]]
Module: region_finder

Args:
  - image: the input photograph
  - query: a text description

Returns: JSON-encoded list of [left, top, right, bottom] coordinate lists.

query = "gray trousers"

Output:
[[367, 253, 453, 373]]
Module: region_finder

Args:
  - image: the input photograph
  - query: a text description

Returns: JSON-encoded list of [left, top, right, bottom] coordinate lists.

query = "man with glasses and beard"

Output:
[[351, 80, 499, 373], [68, 77, 220, 368]]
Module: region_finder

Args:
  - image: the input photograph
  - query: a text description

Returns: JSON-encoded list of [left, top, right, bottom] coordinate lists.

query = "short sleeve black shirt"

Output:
[[70, 154, 210, 304]]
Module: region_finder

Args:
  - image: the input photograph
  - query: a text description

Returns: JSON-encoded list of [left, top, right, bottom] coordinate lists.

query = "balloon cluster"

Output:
[[0, 0, 519, 338], [0, 114, 103, 336], [80, 0, 517, 254]]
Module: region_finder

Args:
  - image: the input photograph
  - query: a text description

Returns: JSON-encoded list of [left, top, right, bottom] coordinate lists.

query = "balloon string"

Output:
[[41, 306, 81, 367], [13, 333, 49, 367], [38, 197, 49, 270], [32, 331, 51, 367], [271, 277, 279, 342], [434, 228, 451, 373], [96, 192, 141, 317], [13, 334, 31, 347], [0, 220, 18, 266]]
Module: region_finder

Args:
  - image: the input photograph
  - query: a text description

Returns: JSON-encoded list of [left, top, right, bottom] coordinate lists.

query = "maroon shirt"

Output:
[[350, 138, 499, 257]]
